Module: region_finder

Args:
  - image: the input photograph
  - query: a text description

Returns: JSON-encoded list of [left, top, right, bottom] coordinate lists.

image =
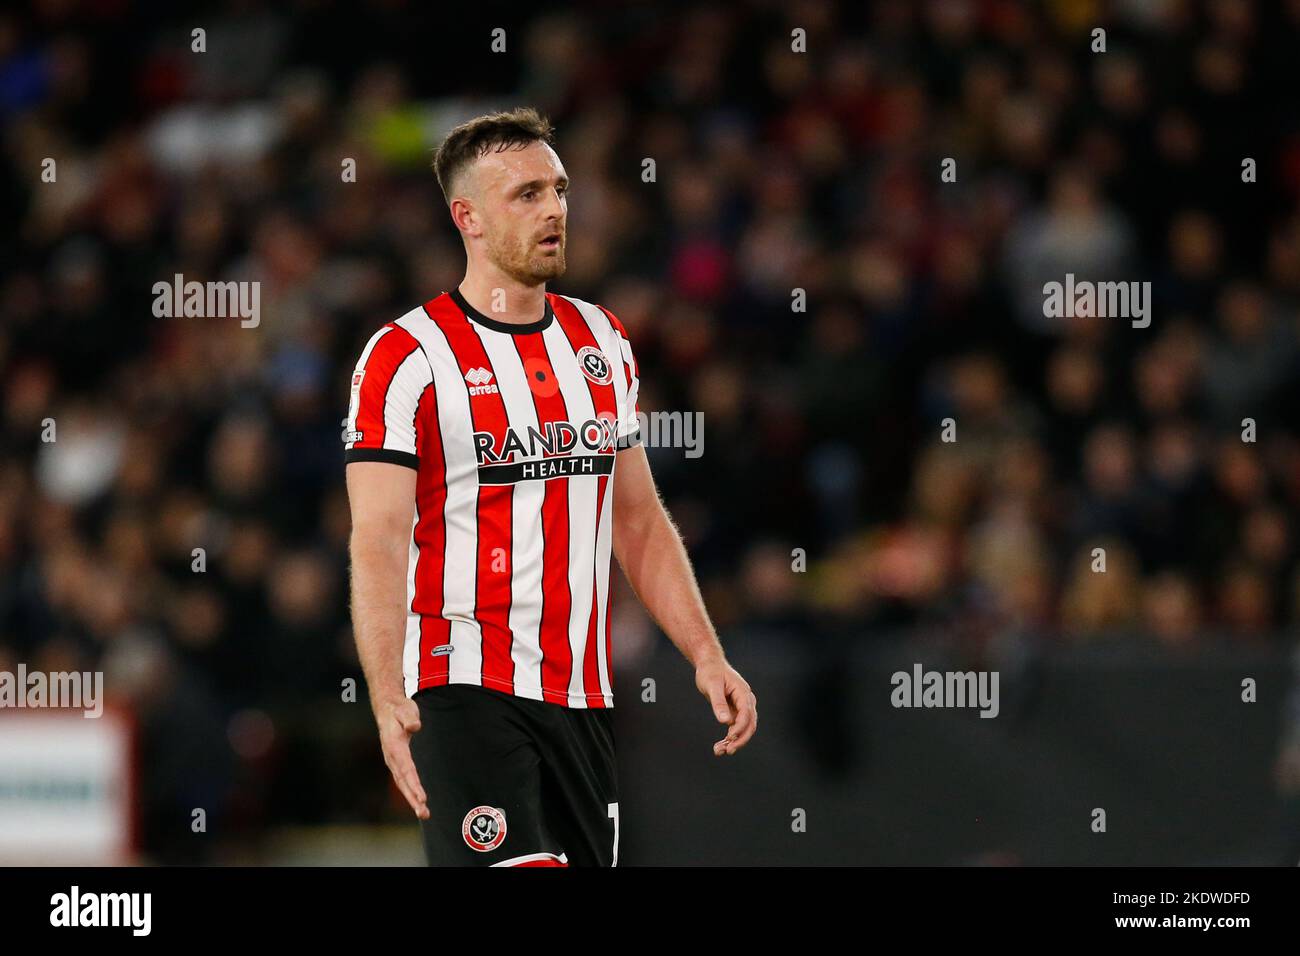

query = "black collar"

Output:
[[451, 287, 554, 335]]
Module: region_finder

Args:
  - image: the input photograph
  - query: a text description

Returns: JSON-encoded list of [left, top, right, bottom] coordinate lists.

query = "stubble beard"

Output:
[[487, 228, 566, 286]]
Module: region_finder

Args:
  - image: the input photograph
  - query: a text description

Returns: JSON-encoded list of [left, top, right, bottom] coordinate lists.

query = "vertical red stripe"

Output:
[[598, 304, 640, 427], [412, 377, 451, 687], [582, 473, 609, 708], [604, 472, 615, 698], [355, 325, 419, 452], [596, 304, 638, 387], [511, 332, 575, 704], [551, 296, 621, 707], [425, 296, 516, 693], [550, 298, 621, 422]]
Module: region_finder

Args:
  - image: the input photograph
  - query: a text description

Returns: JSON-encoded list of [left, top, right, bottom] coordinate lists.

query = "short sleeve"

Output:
[[343, 324, 433, 470], [602, 306, 641, 450]]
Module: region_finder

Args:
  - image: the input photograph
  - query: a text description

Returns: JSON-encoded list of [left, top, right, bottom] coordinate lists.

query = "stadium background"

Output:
[[2, 0, 1300, 864]]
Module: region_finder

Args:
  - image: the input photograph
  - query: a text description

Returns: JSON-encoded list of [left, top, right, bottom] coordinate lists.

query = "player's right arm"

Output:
[[342, 323, 435, 820], [346, 460, 428, 819]]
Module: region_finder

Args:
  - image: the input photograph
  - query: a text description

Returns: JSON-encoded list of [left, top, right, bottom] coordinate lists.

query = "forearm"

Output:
[[348, 531, 410, 711], [614, 506, 725, 667]]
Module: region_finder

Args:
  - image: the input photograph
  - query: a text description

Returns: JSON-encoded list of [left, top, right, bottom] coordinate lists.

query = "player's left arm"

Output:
[[612, 443, 757, 755]]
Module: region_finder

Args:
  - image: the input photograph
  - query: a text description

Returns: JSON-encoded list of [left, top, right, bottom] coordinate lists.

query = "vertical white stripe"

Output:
[[354, 313, 431, 697], [473, 325, 546, 700], [617, 334, 640, 438], [544, 321, 601, 706], [560, 298, 623, 705], [345, 325, 391, 449], [380, 349, 433, 454], [592, 465, 615, 703], [354, 325, 391, 368], [403, 510, 420, 696], [399, 308, 483, 687], [567, 297, 633, 445]]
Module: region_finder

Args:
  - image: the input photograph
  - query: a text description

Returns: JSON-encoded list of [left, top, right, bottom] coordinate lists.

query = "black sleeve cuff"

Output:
[[344, 447, 419, 469]]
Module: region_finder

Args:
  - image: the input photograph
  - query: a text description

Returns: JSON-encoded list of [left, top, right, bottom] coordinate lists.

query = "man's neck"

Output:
[[457, 266, 548, 326]]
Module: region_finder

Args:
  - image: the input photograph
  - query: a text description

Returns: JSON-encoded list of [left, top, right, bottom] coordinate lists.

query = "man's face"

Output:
[[462, 140, 568, 285]]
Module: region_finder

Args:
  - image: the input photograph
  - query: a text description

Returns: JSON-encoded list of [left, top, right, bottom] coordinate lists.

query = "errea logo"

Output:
[[465, 367, 499, 396]]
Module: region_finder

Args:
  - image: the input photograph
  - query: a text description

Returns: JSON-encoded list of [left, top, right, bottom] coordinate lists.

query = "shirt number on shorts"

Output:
[[607, 802, 620, 867]]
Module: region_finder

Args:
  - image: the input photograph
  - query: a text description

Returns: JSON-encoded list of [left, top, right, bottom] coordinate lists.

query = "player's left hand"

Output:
[[695, 655, 757, 756]]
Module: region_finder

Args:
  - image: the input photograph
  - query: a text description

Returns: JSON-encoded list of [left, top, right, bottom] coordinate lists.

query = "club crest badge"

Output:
[[462, 805, 507, 852], [576, 346, 613, 385]]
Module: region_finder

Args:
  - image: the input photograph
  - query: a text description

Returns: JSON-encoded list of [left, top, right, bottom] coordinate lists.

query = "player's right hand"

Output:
[[377, 696, 430, 819]]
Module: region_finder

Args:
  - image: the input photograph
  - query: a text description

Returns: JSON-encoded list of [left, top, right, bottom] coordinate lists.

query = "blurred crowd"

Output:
[[2, 0, 1300, 861]]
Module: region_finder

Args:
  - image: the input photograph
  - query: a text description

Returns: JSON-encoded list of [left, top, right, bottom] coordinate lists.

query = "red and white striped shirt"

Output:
[[344, 289, 641, 708]]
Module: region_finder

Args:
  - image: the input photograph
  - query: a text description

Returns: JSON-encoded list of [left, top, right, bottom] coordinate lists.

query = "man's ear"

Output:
[[450, 195, 478, 238]]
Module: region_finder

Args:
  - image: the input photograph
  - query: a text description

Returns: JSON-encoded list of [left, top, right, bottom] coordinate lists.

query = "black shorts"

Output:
[[408, 683, 619, 867]]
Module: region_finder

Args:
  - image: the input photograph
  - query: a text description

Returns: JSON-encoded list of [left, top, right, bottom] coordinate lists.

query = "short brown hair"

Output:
[[432, 107, 555, 204]]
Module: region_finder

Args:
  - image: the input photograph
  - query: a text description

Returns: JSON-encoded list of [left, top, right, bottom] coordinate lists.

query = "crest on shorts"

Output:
[[462, 805, 507, 852], [576, 346, 613, 385]]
